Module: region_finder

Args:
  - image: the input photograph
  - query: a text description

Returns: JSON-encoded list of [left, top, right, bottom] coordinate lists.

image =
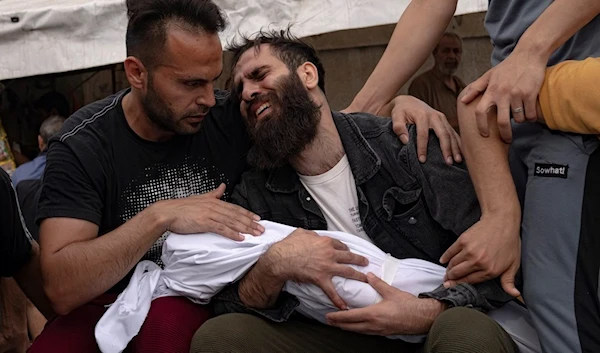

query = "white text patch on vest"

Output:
[[534, 163, 569, 179]]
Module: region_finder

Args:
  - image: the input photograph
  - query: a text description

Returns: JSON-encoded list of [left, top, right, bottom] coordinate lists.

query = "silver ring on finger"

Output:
[[512, 107, 524, 114]]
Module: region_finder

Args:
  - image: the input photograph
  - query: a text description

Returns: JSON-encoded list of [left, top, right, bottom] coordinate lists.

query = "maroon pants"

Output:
[[28, 295, 212, 352]]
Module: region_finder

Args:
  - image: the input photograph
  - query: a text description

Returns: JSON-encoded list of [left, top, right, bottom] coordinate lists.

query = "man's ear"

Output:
[[124, 56, 149, 90], [37, 135, 45, 152], [297, 62, 319, 90]]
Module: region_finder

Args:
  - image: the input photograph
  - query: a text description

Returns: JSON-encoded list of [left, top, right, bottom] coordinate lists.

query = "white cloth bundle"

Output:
[[95, 221, 540, 353]]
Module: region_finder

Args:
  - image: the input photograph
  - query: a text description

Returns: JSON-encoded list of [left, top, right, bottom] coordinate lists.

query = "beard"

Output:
[[437, 60, 459, 76], [245, 72, 321, 170], [141, 74, 208, 135]]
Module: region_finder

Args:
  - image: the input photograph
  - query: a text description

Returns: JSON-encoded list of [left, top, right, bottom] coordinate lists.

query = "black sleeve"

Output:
[[230, 177, 251, 209], [0, 168, 32, 277], [418, 280, 514, 311], [404, 126, 513, 309], [405, 126, 481, 235], [37, 141, 104, 226], [16, 179, 42, 242]]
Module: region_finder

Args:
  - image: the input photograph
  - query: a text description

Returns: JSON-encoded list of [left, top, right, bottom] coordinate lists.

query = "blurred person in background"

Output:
[[408, 32, 465, 133]]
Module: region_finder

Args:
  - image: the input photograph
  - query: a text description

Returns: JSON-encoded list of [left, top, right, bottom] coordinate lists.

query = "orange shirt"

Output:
[[539, 57, 600, 134]]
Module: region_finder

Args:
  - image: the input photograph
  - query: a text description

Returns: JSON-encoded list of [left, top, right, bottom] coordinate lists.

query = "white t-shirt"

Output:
[[298, 155, 372, 243]]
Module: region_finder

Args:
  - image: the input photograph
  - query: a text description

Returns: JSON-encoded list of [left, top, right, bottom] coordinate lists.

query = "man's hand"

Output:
[[326, 273, 446, 335], [389, 96, 462, 165], [157, 183, 264, 241], [269, 229, 369, 310], [460, 50, 546, 143], [439, 213, 521, 297]]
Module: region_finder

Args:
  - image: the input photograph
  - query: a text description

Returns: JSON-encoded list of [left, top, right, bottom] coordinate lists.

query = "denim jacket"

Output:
[[214, 111, 514, 322]]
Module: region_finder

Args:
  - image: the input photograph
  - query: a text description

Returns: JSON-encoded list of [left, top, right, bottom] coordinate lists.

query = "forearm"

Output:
[[238, 248, 287, 309], [515, 0, 600, 62], [347, 0, 457, 114], [41, 206, 167, 315], [411, 298, 448, 334], [457, 98, 520, 219]]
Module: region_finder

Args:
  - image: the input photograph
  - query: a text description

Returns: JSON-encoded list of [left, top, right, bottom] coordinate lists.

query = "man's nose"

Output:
[[196, 84, 216, 108], [241, 82, 261, 103]]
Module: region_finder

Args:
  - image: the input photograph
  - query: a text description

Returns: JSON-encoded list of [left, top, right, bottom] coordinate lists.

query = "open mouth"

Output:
[[250, 101, 272, 120], [256, 102, 271, 117]]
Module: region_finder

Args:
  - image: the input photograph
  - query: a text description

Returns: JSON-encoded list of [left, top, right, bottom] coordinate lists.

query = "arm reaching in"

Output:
[[460, 0, 600, 142], [41, 184, 264, 315], [382, 96, 462, 165], [345, 0, 458, 115], [440, 95, 521, 297]]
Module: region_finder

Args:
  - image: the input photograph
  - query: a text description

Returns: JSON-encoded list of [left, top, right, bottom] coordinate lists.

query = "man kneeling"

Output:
[[191, 31, 535, 353]]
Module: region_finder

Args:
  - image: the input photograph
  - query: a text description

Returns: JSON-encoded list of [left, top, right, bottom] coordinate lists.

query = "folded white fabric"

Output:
[[95, 221, 540, 353]]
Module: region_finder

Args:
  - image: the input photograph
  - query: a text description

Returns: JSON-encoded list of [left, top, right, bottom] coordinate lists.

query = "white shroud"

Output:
[[95, 221, 540, 353]]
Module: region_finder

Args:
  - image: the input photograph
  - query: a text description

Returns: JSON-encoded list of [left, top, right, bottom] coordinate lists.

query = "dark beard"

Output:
[[246, 73, 321, 170], [438, 61, 458, 76]]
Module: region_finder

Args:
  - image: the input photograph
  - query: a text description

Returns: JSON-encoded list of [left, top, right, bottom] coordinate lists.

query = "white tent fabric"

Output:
[[0, 0, 488, 80]]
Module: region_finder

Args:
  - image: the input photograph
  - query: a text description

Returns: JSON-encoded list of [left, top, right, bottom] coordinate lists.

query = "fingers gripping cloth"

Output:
[[95, 221, 541, 352]]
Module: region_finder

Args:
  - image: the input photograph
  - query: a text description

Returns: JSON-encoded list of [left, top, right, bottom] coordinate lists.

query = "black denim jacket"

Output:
[[214, 111, 513, 322]]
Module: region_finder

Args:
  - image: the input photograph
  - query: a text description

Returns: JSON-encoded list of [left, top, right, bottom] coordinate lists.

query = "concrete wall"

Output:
[[308, 12, 492, 110]]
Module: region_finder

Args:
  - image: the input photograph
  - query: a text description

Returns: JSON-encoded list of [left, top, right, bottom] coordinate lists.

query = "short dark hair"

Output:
[[126, 0, 227, 67], [228, 28, 326, 93], [39, 115, 66, 144], [433, 32, 462, 54]]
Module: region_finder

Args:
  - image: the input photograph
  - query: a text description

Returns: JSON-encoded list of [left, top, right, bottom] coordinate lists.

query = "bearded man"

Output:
[[191, 30, 524, 353], [409, 32, 465, 132]]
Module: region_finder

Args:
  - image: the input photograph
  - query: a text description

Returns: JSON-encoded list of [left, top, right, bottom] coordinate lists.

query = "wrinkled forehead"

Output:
[[233, 44, 284, 81], [439, 36, 462, 50]]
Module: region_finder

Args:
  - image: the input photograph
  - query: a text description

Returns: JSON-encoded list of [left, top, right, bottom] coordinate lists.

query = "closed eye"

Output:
[[183, 80, 206, 88]]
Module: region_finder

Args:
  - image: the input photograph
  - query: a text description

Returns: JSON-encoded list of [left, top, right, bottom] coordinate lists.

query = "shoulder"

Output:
[[209, 89, 237, 120], [409, 71, 434, 87], [12, 160, 34, 179], [206, 89, 245, 126], [203, 89, 248, 145], [343, 112, 395, 137], [455, 75, 467, 89], [55, 90, 126, 147], [237, 167, 270, 189], [338, 112, 407, 160]]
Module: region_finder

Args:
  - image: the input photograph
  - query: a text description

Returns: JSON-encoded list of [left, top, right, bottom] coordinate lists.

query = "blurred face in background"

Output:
[[433, 35, 462, 76]]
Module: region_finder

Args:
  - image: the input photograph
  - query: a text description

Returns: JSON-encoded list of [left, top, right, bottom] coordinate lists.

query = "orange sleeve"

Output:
[[539, 57, 600, 134]]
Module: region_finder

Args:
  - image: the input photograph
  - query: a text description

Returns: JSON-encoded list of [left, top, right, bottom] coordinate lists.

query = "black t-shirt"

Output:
[[16, 178, 43, 242], [0, 168, 33, 277], [37, 88, 250, 293]]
